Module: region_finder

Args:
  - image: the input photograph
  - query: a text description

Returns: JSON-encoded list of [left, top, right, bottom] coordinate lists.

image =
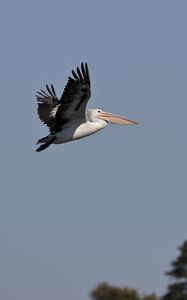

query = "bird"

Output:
[[36, 63, 137, 152]]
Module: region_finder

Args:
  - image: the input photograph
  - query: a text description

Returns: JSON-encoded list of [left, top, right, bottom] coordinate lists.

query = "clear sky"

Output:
[[0, 1, 187, 299]]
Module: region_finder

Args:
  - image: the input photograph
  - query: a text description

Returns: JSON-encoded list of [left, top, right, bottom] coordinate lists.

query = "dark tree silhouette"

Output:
[[90, 282, 159, 300], [162, 240, 187, 300]]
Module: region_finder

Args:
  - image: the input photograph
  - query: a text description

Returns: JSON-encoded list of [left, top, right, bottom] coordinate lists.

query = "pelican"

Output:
[[36, 63, 137, 152]]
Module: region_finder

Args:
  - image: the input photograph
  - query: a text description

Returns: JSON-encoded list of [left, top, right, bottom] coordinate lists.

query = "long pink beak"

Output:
[[98, 111, 138, 125]]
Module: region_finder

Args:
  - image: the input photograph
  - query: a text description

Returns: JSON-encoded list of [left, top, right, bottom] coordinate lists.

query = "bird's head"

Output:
[[87, 109, 138, 125]]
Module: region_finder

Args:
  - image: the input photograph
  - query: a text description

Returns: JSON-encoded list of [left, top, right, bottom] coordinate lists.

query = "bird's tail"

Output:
[[36, 136, 51, 145], [36, 136, 56, 152]]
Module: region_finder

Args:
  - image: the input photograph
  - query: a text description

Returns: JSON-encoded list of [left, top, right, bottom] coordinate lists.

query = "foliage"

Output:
[[90, 282, 159, 300], [143, 295, 160, 300], [162, 240, 187, 300]]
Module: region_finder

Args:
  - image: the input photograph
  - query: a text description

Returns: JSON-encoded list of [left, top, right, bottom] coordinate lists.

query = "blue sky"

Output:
[[0, 1, 187, 299]]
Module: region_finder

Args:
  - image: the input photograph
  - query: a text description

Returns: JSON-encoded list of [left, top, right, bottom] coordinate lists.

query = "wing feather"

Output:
[[36, 63, 91, 134], [76, 67, 84, 82], [36, 85, 60, 133], [72, 70, 79, 80], [55, 62, 91, 129]]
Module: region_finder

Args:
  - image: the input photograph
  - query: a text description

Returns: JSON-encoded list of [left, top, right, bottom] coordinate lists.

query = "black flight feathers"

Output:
[[71, 62, 90, 84], [36, 62, 90, 105], [36, 62, 91, 133], [36, 84, 59, 104]]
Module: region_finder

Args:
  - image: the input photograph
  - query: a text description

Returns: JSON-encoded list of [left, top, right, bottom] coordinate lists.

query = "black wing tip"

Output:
[[71, 62, 90, 84], [36, 84, 58, 102], [72, 70, 79, 80], [81, 62, 90, 84], [46, 84, 53, 95], [50, 84, 57, 97]]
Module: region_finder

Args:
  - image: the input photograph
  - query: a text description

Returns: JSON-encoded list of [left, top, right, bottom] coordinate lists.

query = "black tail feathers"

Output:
[[36, 136, 49, 145], [36, 142, 51, 152], [36, 136, 56, 152]]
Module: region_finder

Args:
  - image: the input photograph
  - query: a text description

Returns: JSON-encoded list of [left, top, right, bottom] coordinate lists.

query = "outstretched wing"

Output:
[[55, 62, 91, 128], [36, 84, 60, 133], [36, 63, 91, 134]]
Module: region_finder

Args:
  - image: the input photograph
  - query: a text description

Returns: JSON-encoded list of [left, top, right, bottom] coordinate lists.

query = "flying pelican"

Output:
[[36, 63, 137, 152]]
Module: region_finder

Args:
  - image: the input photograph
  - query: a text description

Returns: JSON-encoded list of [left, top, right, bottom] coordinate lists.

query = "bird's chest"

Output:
[[74, 122, 103, 139], [54, 121, 103, 144]]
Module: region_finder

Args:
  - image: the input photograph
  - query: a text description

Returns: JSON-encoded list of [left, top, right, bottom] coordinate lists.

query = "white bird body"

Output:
[[36, 63, 137, 152], [54, 121, 105, 144], [43, 110, 108, 144]]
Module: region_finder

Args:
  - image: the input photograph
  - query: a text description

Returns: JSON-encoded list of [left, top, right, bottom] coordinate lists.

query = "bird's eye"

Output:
[[97, 110, 101, 113]]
